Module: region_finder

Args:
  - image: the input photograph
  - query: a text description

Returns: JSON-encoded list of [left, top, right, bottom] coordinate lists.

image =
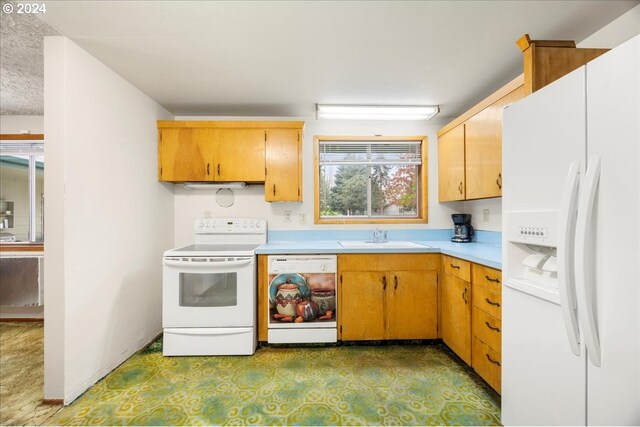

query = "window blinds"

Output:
[[318, 141, 421, 165], [0, 142, 44, 153]]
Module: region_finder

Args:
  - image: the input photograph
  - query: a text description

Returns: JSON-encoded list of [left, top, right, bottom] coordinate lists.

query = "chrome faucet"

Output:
[[372, 228, 388, 243]]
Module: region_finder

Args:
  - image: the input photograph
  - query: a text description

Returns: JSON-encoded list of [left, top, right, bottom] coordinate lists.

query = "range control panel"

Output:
[[195, 218, 267, 234]]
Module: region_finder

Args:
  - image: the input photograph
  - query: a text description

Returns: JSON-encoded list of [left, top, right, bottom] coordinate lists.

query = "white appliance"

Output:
[[267, 255, 338, 343], [502, 35, 639, 425], [163, 218, 266, 356]]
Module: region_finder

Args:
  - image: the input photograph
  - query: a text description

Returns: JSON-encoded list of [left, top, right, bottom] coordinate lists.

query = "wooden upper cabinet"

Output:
[[265, 129, 302, 202], [437, 35, 608, 202], [465, 85, 524, 199], [214, 128, 265, 182], [438, 124, 465, 202], [157, 121, 304, 192], [158, 128, 215, 181], [517, 34, 609, 96]]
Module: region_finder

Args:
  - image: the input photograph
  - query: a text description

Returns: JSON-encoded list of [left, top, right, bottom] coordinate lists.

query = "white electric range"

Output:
[[162, 218, 266, 356]]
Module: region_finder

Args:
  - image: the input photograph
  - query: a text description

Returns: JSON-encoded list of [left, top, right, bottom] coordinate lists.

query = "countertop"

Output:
[[255, 240, 501, 270]]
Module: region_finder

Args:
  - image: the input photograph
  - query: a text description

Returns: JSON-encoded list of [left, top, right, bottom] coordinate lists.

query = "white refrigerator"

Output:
[[501, 34, 639, 426]]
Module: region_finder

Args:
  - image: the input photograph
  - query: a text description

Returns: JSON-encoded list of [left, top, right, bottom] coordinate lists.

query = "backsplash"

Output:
[[268, 229, 501, 245]]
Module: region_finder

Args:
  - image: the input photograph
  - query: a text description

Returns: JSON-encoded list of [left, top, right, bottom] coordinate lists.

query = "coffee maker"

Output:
[[451, 214, 474, 243]]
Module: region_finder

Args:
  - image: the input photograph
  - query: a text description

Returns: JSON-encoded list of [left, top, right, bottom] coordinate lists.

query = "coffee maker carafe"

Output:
[[451, 214, 474, 243]]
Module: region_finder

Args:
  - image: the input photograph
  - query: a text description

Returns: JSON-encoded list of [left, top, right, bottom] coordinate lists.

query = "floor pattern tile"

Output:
[[51, 339, 501, 426], [0, 322, 62, 426]]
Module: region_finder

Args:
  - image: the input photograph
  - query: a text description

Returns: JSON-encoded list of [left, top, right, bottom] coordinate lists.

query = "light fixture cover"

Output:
[[183, 182, 247, 190], [316, 104, 439, 120]]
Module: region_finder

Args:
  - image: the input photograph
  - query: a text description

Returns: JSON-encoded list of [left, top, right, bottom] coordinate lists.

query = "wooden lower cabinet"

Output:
[[471, 264, 502, 393], [441, 272, 472, 364], [472, 337, 502, 393], [340, 271, 387, 340], [338, 254, 438, 341], [386, 270, 438, 339]]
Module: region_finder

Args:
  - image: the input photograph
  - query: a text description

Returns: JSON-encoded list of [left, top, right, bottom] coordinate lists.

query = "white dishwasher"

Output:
[[267, 255, 338, 343]]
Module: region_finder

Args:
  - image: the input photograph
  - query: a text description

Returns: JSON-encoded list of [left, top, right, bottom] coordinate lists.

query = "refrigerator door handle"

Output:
[[575, 156, 602, 367], [558, 161, 581, 356]]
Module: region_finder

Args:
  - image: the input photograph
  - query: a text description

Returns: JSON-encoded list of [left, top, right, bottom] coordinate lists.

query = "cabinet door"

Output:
[[339, 271, 386, 340], [465, 86, 524, 199], [213, 129, 265, 182], [159, 128, 215, 181], [441, 273, 471, 364], [437, 124, 466, 201], [265, 129, 301, 202], [386, 270, 438, 339]]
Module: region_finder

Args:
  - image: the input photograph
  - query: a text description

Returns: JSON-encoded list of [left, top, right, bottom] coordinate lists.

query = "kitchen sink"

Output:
[[339, 241, 429, 249]]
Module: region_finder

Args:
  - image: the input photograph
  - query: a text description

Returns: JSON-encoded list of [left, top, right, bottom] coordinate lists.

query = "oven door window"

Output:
[[179, 272, 237, 307]]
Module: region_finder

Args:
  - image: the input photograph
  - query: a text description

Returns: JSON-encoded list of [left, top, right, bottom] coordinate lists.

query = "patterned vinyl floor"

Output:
[[50, 339, 501, 426]]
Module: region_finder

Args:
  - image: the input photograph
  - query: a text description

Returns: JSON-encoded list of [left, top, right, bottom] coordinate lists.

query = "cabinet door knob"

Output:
[[217, 163, 221, 176], [486, 353, 501, 366], [382, 275, 387, 291], [485, 275, 501, 283], [394, 275, 398, 290], [462, 288, 468, 304], [496, 173, 502, 190], [206, 163, 210, 175], [458, 182, 463, 194], [450, 263, 460, 269], [272, 184, 276, 196]]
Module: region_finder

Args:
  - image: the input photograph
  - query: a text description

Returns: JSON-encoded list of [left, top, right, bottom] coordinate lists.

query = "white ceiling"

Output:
[[13, 1, 640, 119]]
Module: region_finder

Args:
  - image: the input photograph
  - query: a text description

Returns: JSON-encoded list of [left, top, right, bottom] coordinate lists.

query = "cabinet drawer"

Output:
[[442, 255, 471, 282], [472, 308, 501, 352], [472, 337, 501, 393], [472, 282, 502, 320], [472, 264, 502, 290]]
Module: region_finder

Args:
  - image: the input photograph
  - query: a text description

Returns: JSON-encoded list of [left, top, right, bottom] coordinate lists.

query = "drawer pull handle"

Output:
[[206, 163, 210, 175], [382, 275, 387, 291], [462, 288, 468, 305], [458, 182, 463, 194], [485, 275, 501, 283], [450, 264, 460, 269], [394, 275, 398, 290], [486, 353, 501, 366], [217, 163, 221, 176], [485, 321, 501, 332], [485, 298, 501, 307], [496, 173, 502, 190]]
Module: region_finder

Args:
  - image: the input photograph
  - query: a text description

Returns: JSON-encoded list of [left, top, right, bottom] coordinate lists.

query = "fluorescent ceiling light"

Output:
[[316, 104, 439, 120], [183, 182, 247, 190]]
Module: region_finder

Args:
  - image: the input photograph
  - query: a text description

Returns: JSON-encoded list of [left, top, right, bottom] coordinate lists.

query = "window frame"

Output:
[[313, 135, 428, 224], [0, 137, 45, 244]]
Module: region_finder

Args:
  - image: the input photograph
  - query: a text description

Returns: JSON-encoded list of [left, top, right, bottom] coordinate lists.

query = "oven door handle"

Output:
[[163, 257, 253, 268]]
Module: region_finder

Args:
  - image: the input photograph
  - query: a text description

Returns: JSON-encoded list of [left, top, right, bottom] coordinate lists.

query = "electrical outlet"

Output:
[[483, 209, 490, 222], [204, 210, 212, 219], [284, 210, 292, 223], [299, 213, 307, 224]]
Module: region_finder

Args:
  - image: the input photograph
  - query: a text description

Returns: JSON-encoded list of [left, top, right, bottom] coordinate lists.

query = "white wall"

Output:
[[0, 115, 44, 134], [172, 116, 497, 245], [44, 36, 174, 402], [578, 4, 640, 48]]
